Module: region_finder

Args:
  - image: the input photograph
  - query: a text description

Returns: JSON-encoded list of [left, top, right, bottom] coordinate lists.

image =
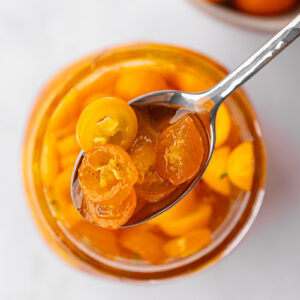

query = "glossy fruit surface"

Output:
[[156, 116, 204, 185], [76, 97, 137, 152]]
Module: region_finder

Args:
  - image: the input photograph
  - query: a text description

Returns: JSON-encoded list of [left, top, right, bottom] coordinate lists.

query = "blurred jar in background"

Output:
[[191, 0, 300, 32]]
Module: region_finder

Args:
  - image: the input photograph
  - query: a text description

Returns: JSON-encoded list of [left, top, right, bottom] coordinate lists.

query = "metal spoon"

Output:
[[72, 14, 300, 227]]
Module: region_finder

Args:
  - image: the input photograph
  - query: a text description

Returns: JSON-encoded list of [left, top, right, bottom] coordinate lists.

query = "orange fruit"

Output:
[[164, 228, 211, 258], [76, 97, 137, 152], [87, 189, 137, 229], [202, 146, 231, 196], [78, 144, 138, 204], [155, 115, 204, 185], [227, 141, 254, 191], [119, 227, 166, 264], [114, 68, 168, 101]]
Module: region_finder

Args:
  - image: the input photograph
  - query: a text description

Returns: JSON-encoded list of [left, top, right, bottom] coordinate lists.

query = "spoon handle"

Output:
[[208, 14, 300, 106]]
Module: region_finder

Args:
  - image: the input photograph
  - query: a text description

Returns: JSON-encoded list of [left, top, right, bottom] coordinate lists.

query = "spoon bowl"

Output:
[[71, 90, 215, 227]]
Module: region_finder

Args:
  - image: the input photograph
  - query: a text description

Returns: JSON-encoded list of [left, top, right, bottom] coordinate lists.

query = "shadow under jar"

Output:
[[22, 43, 266, 283]]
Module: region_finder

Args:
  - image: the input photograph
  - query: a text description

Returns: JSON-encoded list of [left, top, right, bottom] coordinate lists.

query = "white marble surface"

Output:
[[0, 0, 300, 299]]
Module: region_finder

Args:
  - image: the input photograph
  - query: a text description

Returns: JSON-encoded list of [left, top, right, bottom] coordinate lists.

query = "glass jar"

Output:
[[22, 43, 266, 282]]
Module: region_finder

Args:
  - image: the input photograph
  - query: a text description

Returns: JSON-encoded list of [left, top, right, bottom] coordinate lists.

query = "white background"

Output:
[[1, 0, 300, 299]]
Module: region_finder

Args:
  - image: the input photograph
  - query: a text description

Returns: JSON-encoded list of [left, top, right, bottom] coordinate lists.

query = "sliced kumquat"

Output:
[[41, 133, 60, 186], [51, 118, 77, 139], [60, 152, 80, 169], [128, 125, 156, 184], [48, 88, 80, 131], [173, 71, 215, 93], [53, 166, 74, 206], [61, 203, 83, 227], [72, 221, 121, 256], [57, 134, 81, 156], [158, 203, 212, 237], [164, 228, 211, 258], [80, 92, 114, 112], [119, 227, 167, 264], [127, 114, 176, 203], [202, 146, 231, 196], [79, 70, 119, 99], [227, 141, 254, 191], [215, 103, 232, 148], [156, 115, 204, 185], [87, 189, 136, 229], [78, 144, 138, 204], [150, 188, 198, 224], [135, 170, 176, 203], [76, 97, 137, 152], [114, 68, 168, 101]]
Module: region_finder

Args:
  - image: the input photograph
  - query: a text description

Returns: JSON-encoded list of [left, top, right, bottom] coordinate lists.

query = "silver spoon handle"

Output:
[[209, 14, 300, 106]]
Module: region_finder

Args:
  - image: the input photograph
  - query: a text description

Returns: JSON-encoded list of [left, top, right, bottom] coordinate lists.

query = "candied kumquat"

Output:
[[227, 141, 254, 191], [232, 0, 297, 16], [87, 189, 137, 229], [57, 134, 81, 156], [41, 133, 60, 186], [76, 97, 137, 152], [61, 203, 83, 227], [155, 115, 204, 185], [114, 68, 168, 101], [80, 92, 113, 112], [72, 221, 121, 256], [215, 103, 232, 148], [53, 166, 74, 206], [119, 227, 167, 264], [60, 152, 80, 169], [174, 71, 215, 93], [135, 170, 176, 203], [128, 115, 176, 203], [164, 228, 211, 258], [202, 146, 231, 196], [158, 203, 212, 237], [78, 144, 138, 204], [48, 88, 80, 131], [128, 125, 156, 184], [51, 118, 77, 139], [79, 70, 119, 99], [150, 188, 198, 224]]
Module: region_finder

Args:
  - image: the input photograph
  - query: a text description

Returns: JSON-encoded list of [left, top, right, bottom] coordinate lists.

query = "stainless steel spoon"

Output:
[[71, 14, 300, 227]]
